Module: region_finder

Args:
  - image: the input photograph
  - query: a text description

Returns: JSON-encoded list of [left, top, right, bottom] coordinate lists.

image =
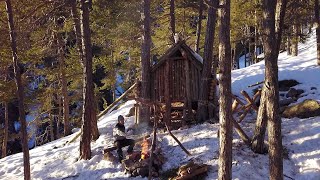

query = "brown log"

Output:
[[104, 134, 150, 153], [240, 90, 258, 111], [232, 117, 251, 146], [165, 123, 191, 156], [176, 164, 208, 180], [231, 94, 245, 106]]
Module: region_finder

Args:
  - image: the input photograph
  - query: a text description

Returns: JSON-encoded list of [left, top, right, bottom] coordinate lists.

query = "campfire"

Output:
[[121, 136, 165, 177]]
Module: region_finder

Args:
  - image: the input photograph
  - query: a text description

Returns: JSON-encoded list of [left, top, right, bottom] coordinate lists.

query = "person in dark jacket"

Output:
[[113, 115, 135, 163]]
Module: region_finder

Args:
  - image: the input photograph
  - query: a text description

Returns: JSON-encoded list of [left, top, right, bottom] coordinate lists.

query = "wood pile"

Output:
[[122, 148, 165, 178], [174, 161, 208, 180]]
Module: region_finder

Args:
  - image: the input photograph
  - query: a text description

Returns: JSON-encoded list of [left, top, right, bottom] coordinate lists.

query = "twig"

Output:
[[284, 174, 295, 180]]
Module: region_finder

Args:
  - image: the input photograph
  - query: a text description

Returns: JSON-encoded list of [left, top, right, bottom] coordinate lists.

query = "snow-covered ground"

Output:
[[1, 31, 320, 179]]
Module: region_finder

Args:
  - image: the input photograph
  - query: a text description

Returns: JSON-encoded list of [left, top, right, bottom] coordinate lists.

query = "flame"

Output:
[[141, 138, 150, 160]]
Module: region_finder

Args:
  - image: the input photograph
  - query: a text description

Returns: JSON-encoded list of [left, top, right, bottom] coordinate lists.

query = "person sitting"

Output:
[[113, 115, 135, 163]]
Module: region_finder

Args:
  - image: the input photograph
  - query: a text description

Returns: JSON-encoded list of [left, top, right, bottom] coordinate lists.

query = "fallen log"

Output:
[[104, 134, 150, 153]]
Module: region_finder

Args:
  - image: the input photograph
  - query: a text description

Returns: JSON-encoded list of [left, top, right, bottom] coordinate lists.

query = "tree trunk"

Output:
[[79, 0, 98, 160], [49, 112, 55, 141], [139, 0, 151, 123], [218, 0, 233, 179], [57, 32, 71, 136], [262, 0, 284, 179], [291, 24, 298, 56], [197, 0, 218, 122], [70, 0, 84, 65], [286, 35, 291, 55], [315, 0, 320, 65], [195, 0, 204, 53], [1, 102, 9, 158], [170, 0, 175, 43], [5, 0, 31, 179], [252, 0, 287, 155]]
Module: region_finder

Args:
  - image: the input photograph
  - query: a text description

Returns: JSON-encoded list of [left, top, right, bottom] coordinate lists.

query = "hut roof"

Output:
[[151, 41, 203, 71]]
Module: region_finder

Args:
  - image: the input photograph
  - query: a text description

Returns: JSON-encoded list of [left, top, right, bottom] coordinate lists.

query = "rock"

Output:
[[278, 79, 300, 91], [311, 87, 317, 90], [286, 88, 304, 98], [282, 99, 320, 118], [279, 98, 295, 107]]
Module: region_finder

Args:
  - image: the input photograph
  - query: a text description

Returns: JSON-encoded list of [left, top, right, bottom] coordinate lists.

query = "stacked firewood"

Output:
[[174, 161, 208, 180], [122, 148, 165, 177]]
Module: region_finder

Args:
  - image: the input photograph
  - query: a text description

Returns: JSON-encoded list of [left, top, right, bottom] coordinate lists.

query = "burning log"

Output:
[[121, 136, 165, 178]]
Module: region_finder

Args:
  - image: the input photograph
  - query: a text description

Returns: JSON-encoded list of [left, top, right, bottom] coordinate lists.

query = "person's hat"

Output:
[[118, 115, 124, 121]]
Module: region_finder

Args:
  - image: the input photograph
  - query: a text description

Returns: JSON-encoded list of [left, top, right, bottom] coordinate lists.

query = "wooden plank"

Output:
[[184, 58, 192, 120], [165, 61, 172, 126], [98, 82, 138, 119]]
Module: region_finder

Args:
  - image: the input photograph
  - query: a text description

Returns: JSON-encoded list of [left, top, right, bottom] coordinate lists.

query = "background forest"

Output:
[[0, 0, 319, 180]]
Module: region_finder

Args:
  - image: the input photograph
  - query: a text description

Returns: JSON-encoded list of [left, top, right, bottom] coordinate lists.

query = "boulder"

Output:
[[278, 79, 300, 91], [279, 98, 295, 107], [286, 88, 304, 98], [282, 99, 320, 118]]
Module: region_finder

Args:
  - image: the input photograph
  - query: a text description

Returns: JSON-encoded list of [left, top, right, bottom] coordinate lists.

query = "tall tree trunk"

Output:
[[262, 0, 285, 179], [1, 102, 9, 158], [139, 0, 151, 123], [70, 0, 84, 65], [5, 0, 31, 179], [195, 0, 204, 53], [291, 24, 298, 56], [286, 35, 291, 55], [170, 0, 175, 43], [49, 112, 55, 141], [57, 94, 62, 139], [197, 0, 218, 122], [79, 0, 98, 160], [218, 0, 232, 179], [57, 33, 71, 136], [251, 0, 287, 154], [315, 0, 320, 65]]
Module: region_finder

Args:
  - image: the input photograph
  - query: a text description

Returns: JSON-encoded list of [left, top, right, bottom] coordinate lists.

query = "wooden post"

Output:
[[165, 123, 191, 156], [184, 57, 192, 121], [164, 61, 172, 127], [148, 104, 158, 180]]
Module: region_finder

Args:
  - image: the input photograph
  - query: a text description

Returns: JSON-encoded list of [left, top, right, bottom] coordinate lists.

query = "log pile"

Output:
[[122, 148, 165, 178], [174, 161, 209, 180]]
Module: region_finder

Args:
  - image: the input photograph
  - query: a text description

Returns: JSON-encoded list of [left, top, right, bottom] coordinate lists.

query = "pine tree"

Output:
[[218, 0, 233, 179], [5, 0, 31, 179], [139, 0, 151, 123], [79, 0, 97, 160], [197, 0, 218, 122]]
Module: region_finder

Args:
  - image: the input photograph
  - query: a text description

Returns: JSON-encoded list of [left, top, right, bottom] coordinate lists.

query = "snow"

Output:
[[1, 31, 320, 179]]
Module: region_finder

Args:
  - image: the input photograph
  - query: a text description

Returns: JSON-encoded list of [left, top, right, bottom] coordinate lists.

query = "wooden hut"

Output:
[[150, 41, 203, 128]]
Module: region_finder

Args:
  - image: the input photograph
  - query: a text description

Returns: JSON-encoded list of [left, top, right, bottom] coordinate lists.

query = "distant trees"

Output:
[[5, 0, 31, 179], [217, 0, 233, 179]]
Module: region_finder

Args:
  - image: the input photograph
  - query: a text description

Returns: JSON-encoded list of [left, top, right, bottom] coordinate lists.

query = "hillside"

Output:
[[0, 30, 319, 180]]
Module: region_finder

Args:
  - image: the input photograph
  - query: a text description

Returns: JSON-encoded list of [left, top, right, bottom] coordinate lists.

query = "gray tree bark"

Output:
[[218, 0, 233, 179]]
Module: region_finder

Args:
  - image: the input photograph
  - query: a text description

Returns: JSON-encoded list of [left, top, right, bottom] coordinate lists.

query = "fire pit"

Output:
[[122, 137, 165, 177]]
